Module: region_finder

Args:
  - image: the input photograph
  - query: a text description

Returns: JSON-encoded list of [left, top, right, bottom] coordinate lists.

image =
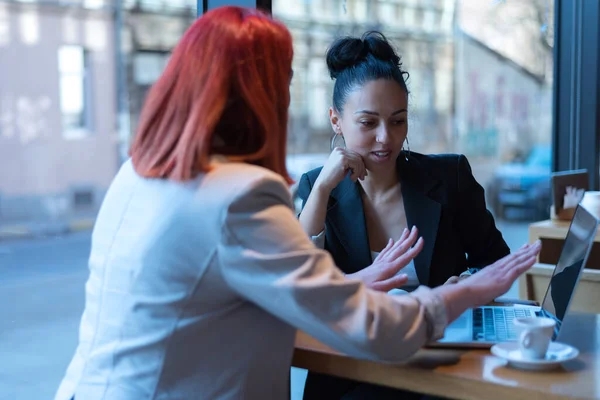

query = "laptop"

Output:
[[429, 203, 599, 348]]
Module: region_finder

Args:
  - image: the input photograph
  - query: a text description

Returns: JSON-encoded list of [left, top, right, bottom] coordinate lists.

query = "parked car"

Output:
[[487, 145, 552, 220]]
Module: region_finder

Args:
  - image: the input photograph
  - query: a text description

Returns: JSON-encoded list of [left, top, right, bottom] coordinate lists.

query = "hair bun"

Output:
[[362, 31, 400, 66], [326, 37, 368, 79], [326, 31, 400, 79]]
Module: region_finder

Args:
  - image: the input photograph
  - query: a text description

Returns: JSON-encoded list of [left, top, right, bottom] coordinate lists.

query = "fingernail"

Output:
[[400, 274, 408, 278], [412, 225, 416, 230], [403, 228, 408, 233]]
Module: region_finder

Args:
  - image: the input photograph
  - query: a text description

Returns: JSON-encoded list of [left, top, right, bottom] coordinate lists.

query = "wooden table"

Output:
[[293, 313, 600, 400], [520, 219, 600, 314]]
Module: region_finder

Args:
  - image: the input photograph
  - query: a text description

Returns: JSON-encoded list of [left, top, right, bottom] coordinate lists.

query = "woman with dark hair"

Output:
[[55, 11, 538, 400], [299, 32, 512, 399]]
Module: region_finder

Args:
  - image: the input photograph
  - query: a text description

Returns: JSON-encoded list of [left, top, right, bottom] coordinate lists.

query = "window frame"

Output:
[[553, 0, 600, 190]]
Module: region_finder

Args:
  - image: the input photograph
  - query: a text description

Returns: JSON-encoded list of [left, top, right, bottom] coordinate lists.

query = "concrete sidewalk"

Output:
[[0, 217, 95, 240]]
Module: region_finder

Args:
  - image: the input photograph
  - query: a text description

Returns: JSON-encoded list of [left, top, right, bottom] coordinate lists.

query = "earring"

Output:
[[402, 137, 410, 161], [330, 132, 346, 151]]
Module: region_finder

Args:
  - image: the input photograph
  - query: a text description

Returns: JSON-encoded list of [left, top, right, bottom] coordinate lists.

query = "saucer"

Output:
[[490, 341, 579, 371]]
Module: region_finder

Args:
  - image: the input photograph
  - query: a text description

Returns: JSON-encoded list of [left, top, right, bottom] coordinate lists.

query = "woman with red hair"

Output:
[[55, 6, 540, 400]]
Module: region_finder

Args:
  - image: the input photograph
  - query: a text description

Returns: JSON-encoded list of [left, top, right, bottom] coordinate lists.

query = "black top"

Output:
[[297, 151, 510, 288]]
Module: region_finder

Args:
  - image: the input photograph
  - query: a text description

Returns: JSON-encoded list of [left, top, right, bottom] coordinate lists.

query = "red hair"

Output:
[[130, 6, 293, 183]]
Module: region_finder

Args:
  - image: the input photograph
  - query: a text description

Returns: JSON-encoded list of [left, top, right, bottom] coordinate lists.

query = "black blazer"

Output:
[[297, 151, 510, 288]]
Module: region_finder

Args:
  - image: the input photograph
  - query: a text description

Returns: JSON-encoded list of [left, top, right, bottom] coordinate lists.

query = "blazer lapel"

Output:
[[399, 155, 441, 285], [324, 154, 442, 280], [326, 177, 372, 274]]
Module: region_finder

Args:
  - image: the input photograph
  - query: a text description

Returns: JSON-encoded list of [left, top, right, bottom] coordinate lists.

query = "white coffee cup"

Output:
[[514, 317, 556, 360]]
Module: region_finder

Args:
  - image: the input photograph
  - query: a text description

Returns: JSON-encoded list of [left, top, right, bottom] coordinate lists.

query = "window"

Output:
[[133, 51, 170, 85], [58, 45, 91, 138], [276, 0, 555, 253]]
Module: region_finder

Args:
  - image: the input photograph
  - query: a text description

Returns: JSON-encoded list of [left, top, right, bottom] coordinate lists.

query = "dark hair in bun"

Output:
[[326, 31, 409, 113]]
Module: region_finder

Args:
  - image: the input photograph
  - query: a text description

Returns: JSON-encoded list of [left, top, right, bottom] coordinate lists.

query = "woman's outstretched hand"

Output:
[[346, 226, 424, 292], [443, 275, 469, 285], [437, 241, 542, 323], [458, 241, 541, 305]]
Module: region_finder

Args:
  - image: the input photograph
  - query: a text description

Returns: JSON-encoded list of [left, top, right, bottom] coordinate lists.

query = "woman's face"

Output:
[[331, 79, 408, 172]]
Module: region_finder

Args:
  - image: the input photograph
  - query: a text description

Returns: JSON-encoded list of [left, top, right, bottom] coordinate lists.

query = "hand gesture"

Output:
[[443, 275, 469, 285], [458, 241, 541, 306], [315, 147, 367, 193], [347, 227, 424, 292]]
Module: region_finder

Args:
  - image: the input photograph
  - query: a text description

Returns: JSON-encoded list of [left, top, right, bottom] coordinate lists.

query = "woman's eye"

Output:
[[360, 120, 375, 127], [392, 119, 406, 125]]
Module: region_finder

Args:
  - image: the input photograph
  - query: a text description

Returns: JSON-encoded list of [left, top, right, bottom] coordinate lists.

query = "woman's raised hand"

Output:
[[347, 226, 424, 292]]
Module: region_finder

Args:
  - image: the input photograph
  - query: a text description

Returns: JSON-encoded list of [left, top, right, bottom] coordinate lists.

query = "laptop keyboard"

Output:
[[472, 307, 534, 342]]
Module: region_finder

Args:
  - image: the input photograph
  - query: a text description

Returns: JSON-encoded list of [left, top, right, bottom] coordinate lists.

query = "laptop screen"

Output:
[[539, 205, 599, 336]]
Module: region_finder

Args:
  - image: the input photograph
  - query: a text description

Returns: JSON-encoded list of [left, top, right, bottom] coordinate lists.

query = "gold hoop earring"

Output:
[[330, 133, 346, 151]]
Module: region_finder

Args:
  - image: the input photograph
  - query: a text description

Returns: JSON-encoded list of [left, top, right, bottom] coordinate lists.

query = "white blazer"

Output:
[[55, 156, 448, 400]]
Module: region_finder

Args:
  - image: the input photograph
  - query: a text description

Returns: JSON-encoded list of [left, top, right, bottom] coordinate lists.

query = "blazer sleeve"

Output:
[[456, 155, 510, 271], [296, 172, 326, 249], [297, 172, 313, 210], [218, 175, 448, 362]]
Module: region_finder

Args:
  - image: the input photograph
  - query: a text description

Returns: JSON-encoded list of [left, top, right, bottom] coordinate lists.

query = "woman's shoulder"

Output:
[[408, 151, 462, 168], [404, 152, 481, 197], [294, 166, 325, 201], [407, 152, 473, 180], [215, 161, 287, 184], [204, 161, 292, 204], [301, 166, 324, 185]]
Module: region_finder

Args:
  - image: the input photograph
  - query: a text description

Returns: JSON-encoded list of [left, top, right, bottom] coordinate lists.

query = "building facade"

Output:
[[0, 0, 553, 225], [0, 0, 195, 225], [0, 1, 118, 223]]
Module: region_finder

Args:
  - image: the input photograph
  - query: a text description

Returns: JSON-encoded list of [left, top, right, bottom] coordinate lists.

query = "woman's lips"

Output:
[[371, 150, 392, 161]]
